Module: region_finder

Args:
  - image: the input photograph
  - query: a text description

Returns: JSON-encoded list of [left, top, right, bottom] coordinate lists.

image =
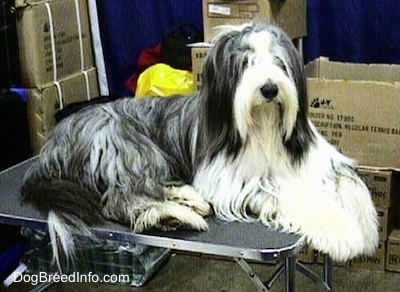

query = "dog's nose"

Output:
[[260, 83, 278, 100]]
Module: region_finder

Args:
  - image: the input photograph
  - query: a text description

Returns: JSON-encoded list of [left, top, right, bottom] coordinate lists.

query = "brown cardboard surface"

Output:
[[352, 241, 386, 271], [16, 0, 94, 86], [377, 207, 395, 241], [305, 57, 400, 83], [386, 229, 400, 272], [202, 0, 306, 41], [27, 68, 99, 153], [307, 59, 400, 169], [191, 46, 212, 91], [359, 168, 399, 208]]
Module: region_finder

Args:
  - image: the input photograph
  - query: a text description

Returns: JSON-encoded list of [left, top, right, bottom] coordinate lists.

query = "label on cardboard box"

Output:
[[306, 58, 400, 169], [191, 46, 212, 90], [209, 4, 231, 16], [359, 168, 398, 208], [16, 0, 94, 86]]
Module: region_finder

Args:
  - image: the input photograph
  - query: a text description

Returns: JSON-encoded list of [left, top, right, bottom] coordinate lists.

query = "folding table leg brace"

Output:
[[234, 255, 333, 292], [235, 257, 296, 292]]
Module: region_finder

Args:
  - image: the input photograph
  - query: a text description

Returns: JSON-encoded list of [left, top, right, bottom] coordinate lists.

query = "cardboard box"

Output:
[[191, 45, 212, 90], [352, 241, 386, 271], [202, 0, 307, 41], [359, 168, 399, 208], [386, 229, 400, 272], [16, 0, 94, 86], [306, 57, 400, 169], [377, 207, 395, 241], [27, 68, 99, 153]]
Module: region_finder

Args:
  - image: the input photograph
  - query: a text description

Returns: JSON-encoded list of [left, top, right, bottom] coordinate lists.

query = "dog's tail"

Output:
[[21, 172, 103, 271]]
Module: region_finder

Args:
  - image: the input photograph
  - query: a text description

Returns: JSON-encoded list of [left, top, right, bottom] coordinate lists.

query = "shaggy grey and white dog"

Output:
[[22, 23, 378, 269]]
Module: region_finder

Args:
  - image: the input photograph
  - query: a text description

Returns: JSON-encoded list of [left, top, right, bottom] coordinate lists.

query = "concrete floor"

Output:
[[4, 252, 400, 292]]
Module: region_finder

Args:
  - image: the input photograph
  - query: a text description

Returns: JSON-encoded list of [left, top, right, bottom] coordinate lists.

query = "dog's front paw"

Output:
[[164, 185, 213, 217], [134, 201, 209, 233]]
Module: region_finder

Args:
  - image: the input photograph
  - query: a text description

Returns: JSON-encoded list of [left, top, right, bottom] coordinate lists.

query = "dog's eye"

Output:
[[242, 57, 249, 67], [243, 56, 255, 67], [274, 56, 287, 72]]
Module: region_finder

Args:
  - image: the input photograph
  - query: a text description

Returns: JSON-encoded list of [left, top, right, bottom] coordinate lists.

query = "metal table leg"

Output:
[[265, 263, 285, 289], [323, 254, 333, 290], [235, 258, 271, 292], [297, 262, 332, 291], [284, 257, 296, 292]]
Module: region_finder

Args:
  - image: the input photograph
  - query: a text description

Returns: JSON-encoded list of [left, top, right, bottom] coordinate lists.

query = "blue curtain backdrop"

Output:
[[96, 0, 400, 96], [304, 0, 400, 65], [96, 0, 203, 96]]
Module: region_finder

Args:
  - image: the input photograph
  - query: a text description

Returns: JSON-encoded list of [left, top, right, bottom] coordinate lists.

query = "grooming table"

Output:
[[0, 159, 333, 291]]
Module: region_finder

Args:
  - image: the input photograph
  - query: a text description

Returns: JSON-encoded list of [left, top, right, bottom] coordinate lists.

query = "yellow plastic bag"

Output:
[[135, 63, 195, 98]]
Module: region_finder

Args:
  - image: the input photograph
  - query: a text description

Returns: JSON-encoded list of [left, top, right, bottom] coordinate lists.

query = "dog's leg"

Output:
[[163, 185, 213, 217], [255, 174, 378, 262], [101, 187, 210, 233]]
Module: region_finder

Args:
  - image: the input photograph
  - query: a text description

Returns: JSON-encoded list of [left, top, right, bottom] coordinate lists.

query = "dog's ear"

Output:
[[284, 40, 308, 115], [199, 33, 244, 161]]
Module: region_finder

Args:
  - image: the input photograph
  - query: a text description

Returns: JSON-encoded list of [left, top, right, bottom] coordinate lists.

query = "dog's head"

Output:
[[200, 22, 314, 165]]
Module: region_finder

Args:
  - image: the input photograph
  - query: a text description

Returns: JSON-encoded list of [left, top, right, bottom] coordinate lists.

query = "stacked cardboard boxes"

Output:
[[14, 0, 100, 153], [351, 170, 399, 271], [306, 57, 400, 271]]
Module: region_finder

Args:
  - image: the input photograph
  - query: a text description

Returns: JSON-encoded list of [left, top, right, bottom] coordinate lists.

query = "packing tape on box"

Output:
[[54, 80, 64, 109], [82, 70, 91, 100], [74, 0, 85, 72], [65, 0, 92, 102], [76, 0, 92, 102], [44, 0, 86, 81], [44, 2, 57, 82]]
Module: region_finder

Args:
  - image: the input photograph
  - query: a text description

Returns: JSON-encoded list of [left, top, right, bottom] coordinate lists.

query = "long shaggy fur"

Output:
[[21, 22, 378, 268]]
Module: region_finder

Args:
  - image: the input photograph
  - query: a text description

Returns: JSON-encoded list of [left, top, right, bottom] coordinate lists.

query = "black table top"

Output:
[[0, 158, 302, 262]]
